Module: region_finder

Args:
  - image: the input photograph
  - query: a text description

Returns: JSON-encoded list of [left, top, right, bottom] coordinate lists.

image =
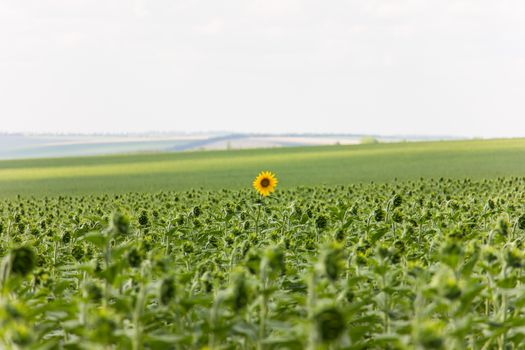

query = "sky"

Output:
[[1, 0, 525, 137]]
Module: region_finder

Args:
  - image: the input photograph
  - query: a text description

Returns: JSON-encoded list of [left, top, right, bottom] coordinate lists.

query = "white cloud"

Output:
[[133, 0, 149, 17], [0, 0, 525, 137]]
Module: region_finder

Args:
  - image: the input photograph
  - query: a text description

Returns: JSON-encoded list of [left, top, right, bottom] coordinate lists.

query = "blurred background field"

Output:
[[0, 132, 449, 159], [1, 138, 524, 198]]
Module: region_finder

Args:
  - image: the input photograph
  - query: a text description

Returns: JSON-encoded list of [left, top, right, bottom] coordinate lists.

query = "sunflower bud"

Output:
[[160, 277, 176, 305], [495, 216, 510, 237], [373, 208, 384, 222], [224, 234, 235, 246], [138, 210, 149, 228], [200, 271, 213, 293], [505, 247, 523, 268], [84, 282, 103, 302], [320, 243, 344, 282], [517, 215, 525, 230], [9, 247, 36, 277], [315, 215, 328, 230], [111, 212, 130, 236], [61, 232, 71, 244], [414, 320, 445, 350], [334, 229, 345, 242], [315, 307, 345, 343], [306, 208, 314, 218], [442, 277, 462, 300], [392, 210, 403, 223], [392, 194, 403, 208], [245, 249, 261, 275], [407, 261, 424, 278], [11, 323, 32, 346], [192, 206, 202, 217], [231, 271, 249, 311], [263, 246, 285, 277], [72, 244, 85, 261], [183, 241, 194, 254], [127, 248, 142, 268], [377, 245, 391, 259], [439, 241, 463, 269]]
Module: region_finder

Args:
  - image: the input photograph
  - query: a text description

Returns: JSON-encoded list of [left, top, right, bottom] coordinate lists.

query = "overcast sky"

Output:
[[1, 0, 525, 137]]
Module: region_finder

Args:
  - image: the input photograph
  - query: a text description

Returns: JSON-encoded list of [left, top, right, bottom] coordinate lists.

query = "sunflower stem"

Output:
[[255, 204, 262, 236]]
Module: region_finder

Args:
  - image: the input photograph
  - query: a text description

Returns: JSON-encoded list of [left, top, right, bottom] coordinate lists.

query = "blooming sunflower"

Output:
[[253, 171, 278, 197]]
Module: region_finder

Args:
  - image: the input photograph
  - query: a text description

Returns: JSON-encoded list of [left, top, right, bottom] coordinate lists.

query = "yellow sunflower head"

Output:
[[253, 171, 278, 197]]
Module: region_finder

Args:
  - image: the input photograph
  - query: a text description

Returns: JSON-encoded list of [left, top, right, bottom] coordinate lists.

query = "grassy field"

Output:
[[1, 138, 525, 197]]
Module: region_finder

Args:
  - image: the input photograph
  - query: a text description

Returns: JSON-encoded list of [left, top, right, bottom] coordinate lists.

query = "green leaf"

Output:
[[82, 231, 108, 249]]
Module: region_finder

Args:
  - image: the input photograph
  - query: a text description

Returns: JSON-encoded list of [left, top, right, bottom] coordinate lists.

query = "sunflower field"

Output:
[[2, 176, 525, 349]]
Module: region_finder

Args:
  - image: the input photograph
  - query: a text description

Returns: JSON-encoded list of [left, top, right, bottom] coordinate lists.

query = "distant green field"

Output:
[[1, 138, 525, 197]]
